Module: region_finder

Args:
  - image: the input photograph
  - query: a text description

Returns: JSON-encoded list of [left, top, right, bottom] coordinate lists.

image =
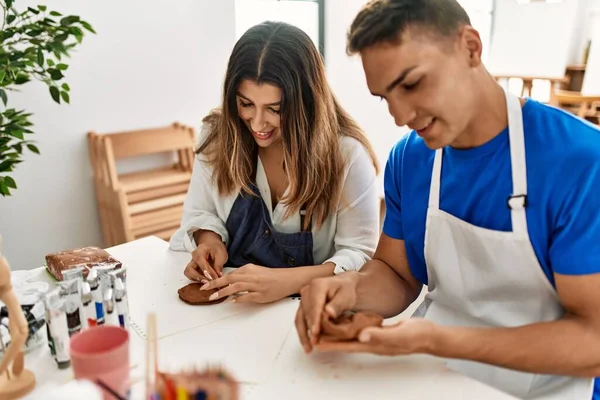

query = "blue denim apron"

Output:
[[224, 184, 314, 268]]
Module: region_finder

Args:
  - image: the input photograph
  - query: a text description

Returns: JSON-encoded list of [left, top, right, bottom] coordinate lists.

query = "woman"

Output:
[[169, 21, 380, 304]]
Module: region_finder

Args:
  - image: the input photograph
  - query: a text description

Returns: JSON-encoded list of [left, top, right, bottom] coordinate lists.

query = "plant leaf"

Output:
[[49, 11, 62, 17], [0, 160, 21, 172], [49, 69, 63, 81], [37, 48, 44, 66], [47, 59, 55, 67], [0, 70, 5, 84], [4, 176, 16, 189], [9, 130, 24, 140], [15, 74, 30, 85], [42, 17, 56, 26], [0, 180, 10, 196], [61, 83, 70, 91], [27, 7, 40, 15], [55, 33, 69, 43], [81, 21, 96, 34], [37, 5, 47, 12], [56, 63, 68, 71], [49, 86, 60, 104], [60, 90, 70, 104], [26, 29, 43, 37], [6, 14, 16, 24], [27, 144, 40, 154], [0, 89, 7, 106], [60, 15, 80, 26]]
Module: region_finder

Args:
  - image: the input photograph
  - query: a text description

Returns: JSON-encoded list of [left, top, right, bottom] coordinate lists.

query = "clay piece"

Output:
[[45, 246, 121, 281], [177, 283, 228, 305], [320, 311, 383, 342]]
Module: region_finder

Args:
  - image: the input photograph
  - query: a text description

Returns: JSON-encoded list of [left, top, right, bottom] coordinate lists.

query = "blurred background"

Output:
[[0, 0, 598, 270]]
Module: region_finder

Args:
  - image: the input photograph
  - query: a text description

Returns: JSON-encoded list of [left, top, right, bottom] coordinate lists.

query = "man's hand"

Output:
[[184, 230, 228, 282], [315, 318, 438, 355], [198, 264, 294, 304], [294, 272, 360, 354]]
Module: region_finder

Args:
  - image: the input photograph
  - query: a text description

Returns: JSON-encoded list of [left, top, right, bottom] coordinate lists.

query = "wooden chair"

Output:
[[554, 90, 600, 124], [88, 123, 196, 246]]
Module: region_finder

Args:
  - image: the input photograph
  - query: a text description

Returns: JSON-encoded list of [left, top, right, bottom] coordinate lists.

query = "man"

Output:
[[294, 0, 600, 399]]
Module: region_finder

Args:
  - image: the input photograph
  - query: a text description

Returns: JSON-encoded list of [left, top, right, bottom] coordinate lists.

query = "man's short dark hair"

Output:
[[347, 0, 472, 55]]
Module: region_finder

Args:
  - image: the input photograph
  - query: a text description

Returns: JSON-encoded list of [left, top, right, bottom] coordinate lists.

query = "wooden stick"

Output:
[[145, 313, 158, 398]]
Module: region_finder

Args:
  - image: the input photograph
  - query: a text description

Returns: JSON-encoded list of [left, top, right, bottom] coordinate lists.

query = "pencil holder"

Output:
[[145, 313, 239, 400]]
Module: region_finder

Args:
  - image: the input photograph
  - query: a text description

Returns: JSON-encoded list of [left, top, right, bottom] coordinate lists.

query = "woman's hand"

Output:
[[198, 264, 294, 304], [184, 231, 228, 282]]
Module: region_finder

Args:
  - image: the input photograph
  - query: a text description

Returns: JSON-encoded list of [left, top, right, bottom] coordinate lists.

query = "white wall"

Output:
[[0, 0, 236, 269], [235, 0, 319, 48], [325, 0, 404, 195]]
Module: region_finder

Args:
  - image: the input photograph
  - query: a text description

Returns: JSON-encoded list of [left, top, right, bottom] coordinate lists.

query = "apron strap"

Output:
[[428, 149, 443, 210], [505, 91, 529, 238], [428, 91, 529, 239]]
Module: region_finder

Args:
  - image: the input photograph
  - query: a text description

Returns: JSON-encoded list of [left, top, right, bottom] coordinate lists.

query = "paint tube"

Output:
[[96, 265, 118, 323], [1, 298, 46, 351], [110, 267, 129, 330], [59, 279, 83, 337], [103, 287, 120, 326], [62, 266, 84, 284], [87, 267, 105, 325], [81, 280, 95, 329], [45, 290, 71, 369], [24, 301, 46, 349], [62, 267, 86, 333], [44, 289, 60, 357]]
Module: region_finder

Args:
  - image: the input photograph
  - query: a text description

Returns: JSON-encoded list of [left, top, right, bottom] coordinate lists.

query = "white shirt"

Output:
[[169, 123, 380, 274]]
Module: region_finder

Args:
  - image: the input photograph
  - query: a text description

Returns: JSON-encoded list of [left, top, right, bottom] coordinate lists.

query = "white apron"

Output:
[[413, 90, 594, 399]]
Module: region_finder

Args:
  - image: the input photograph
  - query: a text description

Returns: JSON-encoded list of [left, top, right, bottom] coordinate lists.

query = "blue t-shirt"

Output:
[[382, 99, 600, 398]]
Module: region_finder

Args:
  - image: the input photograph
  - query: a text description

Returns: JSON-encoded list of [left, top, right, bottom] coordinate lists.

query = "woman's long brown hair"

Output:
[[198, 21, 379, 230]]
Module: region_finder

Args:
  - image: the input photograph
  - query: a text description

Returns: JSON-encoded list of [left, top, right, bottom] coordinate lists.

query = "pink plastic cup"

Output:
[[70, 326, 130, 400]]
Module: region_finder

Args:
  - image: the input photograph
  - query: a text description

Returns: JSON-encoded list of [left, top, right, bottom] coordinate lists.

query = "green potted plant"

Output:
[[0, 0, 95, 196]]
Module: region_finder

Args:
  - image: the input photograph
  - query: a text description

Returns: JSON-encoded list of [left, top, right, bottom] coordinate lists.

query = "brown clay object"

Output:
[[177, 283, 228, 305], [320, 311, 383, 342], [45, 246, 121, 281]]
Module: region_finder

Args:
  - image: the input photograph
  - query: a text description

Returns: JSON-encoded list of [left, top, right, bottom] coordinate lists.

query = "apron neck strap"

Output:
[[428, 149, 443, 210], [427, 89, 529, 237], [505, 90, 529, 237]]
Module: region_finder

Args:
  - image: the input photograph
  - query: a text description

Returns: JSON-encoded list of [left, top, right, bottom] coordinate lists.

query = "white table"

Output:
[[23, 236, 519, 399]]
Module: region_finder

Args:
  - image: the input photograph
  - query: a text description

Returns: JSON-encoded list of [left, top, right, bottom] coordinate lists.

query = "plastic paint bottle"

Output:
[[87, 268, 105, 325], [81, 281, 96, 329], [47, 297, 71, 369], [114, 277, 129, 330]]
